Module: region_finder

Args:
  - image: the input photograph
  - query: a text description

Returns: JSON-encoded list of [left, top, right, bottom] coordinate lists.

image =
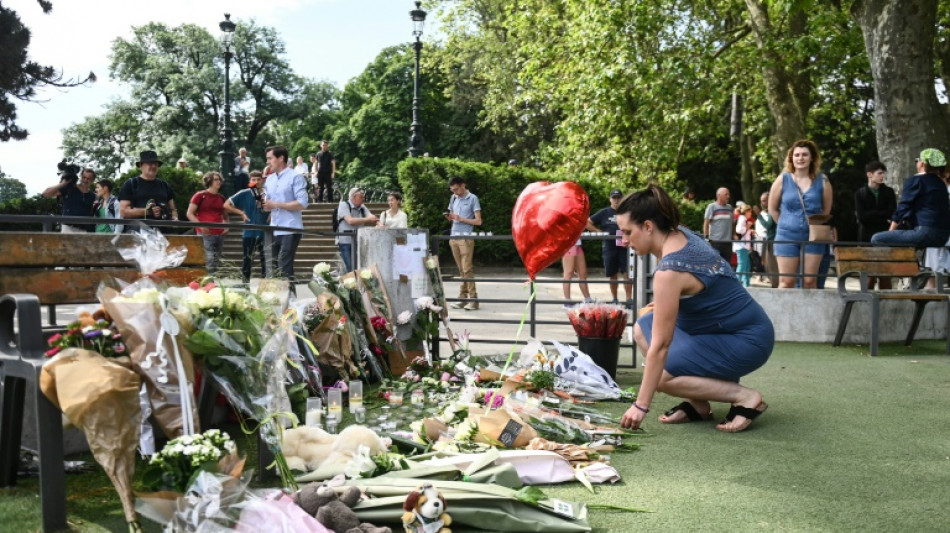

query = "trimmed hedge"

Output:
[[397, 157, 708, 265], [0, 194, 60, 231]]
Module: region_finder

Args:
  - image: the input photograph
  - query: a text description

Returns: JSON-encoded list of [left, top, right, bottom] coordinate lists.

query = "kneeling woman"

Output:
[[617, 185, 774, 433]]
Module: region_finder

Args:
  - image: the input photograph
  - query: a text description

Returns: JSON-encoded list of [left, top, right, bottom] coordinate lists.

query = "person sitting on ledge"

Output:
[[616, 184, 774, 433]]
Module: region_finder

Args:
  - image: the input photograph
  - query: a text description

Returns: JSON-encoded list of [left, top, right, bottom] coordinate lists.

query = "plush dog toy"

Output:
[[401, 483, 451, 533], [295, 482, 391, 533]]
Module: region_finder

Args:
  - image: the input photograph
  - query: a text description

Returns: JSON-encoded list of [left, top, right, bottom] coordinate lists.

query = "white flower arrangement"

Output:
[[149, 429, 236, 470], [114, 287, 162, 304], [396, 310, 413, 325], [313, 262, 332, 276], [409, 420, 428, 445], [414, 296, 434, 310], [454, 419, 479, 443]]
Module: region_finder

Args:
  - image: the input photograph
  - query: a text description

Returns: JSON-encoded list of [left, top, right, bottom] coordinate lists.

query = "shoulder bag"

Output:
[[795, 176, 833, 242]]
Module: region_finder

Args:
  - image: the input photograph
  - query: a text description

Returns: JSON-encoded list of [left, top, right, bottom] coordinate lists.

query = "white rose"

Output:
[[414, 296, 434, 311], [397, 311, 413, 325], [313, 262, 331, 276], [343, 277, 358, 290], [359, 269, 373, 280], [425, 258, 438, 269]]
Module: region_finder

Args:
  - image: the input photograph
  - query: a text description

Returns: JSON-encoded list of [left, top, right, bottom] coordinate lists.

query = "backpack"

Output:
[[332, 202, 365, 232]]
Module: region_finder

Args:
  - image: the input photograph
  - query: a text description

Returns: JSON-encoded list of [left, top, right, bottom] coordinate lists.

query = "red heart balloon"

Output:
[[512, 181, 590, 279]]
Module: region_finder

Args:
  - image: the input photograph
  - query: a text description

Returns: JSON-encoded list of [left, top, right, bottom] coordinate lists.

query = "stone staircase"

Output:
[[219, 202, 387, 278]]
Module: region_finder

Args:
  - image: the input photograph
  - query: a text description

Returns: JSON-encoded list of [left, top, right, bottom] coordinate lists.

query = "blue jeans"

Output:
[[735, 248, 750, 287], [202, 234, 224, 273], [870, 225, 950, 248], [339, 243, 353, 273]]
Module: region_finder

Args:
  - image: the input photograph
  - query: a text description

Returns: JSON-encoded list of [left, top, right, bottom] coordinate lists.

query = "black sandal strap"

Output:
[[664, 401, 705, 422], [722, 404, 765, 423]]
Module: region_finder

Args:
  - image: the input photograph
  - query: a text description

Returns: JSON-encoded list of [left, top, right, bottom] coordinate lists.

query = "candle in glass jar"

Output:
[[389, 390, 404, 405], [411, 389, 424, 405], [305, 397, 323, 427], [328, 388, 343, 417], [349, 380, 363, 413]]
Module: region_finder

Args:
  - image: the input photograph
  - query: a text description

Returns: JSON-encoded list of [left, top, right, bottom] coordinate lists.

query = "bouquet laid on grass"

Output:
[[566, 302, 628, 339], [40, 308, 142, 527], [172, 284, 298, 488]]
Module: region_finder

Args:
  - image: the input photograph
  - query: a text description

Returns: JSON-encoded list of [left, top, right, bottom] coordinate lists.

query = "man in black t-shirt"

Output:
[[586, 189, 633, 305], [43, 167, 97, 233], [315, 140, 336, 203], [118, 150, 178, 231]]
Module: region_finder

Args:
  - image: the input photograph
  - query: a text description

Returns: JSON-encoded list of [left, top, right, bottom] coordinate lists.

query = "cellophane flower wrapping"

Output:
[[566, 302, 628, 339], [174, 285, 298, 488], [40, 349, 142, 523], [302, 282, 357, 381], [99, 229, 200, 440], [310, 265, 371, 379], [151, 471, 329, 532]]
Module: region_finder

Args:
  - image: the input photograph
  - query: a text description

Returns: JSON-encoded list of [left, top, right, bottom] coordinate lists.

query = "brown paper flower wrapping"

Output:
[[306, 291, 358, 380], [40, 348, 142, 523], [100, 287, 199, 439]]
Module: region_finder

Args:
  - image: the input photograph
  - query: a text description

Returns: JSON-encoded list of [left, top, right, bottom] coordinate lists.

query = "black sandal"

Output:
[[719, 402, 768, 432], [660, 401, 713, 424]]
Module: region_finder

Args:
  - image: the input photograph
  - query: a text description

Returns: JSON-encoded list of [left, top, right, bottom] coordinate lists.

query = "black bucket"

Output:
[[577, 336, 621, 379]]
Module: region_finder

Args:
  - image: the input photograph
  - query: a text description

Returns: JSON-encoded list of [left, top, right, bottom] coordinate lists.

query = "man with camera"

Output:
[[118, 150, 178, 230], [43, 162, 97, 233]]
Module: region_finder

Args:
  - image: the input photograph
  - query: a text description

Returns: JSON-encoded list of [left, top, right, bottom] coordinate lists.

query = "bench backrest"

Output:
[[0, 232, 206, 305], [834, 246, 919, 278]]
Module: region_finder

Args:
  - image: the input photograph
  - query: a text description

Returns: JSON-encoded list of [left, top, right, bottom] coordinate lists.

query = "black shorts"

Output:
[[602, 245, 629, 277]]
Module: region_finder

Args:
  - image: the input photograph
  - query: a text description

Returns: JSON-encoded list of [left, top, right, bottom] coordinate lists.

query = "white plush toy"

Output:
[[282, 424, 389, 472]]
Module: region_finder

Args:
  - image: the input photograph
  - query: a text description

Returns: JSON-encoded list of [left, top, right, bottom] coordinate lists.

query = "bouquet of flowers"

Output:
[[173, 284, 297, 488], [140, 429, 243, 494], [301, 294, 357, 381], [566, 302, 628, 339], [338, 273, 386, 380], [45, 311, 126, 359], [424, 256, 458, 351]]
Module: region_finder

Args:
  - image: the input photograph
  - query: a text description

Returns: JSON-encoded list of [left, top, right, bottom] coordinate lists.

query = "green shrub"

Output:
[[0, 194, 60, 231], [118, 166, 205, 205], [398, 157, 705, 266]]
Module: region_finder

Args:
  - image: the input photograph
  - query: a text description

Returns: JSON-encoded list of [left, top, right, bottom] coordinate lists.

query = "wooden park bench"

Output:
[[0, 232, 205, 532], [832, 246, 950, 357]]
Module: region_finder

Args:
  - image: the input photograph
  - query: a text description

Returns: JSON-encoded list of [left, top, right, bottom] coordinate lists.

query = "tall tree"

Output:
[[0, 175, 27, 203], [0, 1, 94, 141], [63, 19, 327, 174], [852, 0, 950, 188]]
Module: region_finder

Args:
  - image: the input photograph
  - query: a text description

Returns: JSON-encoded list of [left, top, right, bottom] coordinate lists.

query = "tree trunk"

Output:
[[852, 0, 950, 190], [744, 0, 809, 170]]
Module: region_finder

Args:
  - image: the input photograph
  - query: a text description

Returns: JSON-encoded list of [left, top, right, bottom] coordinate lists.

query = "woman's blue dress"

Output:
[[774, 172, 828, 257], [637, 229, 774, 382]]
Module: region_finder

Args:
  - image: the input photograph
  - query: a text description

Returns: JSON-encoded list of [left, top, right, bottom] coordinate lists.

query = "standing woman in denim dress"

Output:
[[768, 140, 834, 289]]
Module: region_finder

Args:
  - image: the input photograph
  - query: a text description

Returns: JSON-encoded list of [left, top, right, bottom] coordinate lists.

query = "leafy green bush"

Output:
[[0, 194, 60, 231], [117, 166, 205, 206]]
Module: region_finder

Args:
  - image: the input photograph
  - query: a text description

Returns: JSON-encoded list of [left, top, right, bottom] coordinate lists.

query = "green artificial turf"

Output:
[[2, 341, 949, 532]]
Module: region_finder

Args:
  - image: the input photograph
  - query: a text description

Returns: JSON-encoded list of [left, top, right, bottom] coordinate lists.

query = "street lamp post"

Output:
[[218, 13, 236, 197], [407, 1, 427, 158]]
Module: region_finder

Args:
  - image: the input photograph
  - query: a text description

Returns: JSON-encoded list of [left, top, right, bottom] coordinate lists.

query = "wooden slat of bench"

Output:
[[0, 233, 205, 267], [0, 269, 206, 304], [835, 246, 917, 261], [837, 260, 921, 277]]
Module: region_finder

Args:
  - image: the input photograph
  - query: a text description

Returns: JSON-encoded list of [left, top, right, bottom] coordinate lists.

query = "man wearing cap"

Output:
[[263, 145, 309, 286], [586, 189, 633, 305], [703, 187, 735, 264], [118, 150, 178, 229], [871, 148, 950, 247]]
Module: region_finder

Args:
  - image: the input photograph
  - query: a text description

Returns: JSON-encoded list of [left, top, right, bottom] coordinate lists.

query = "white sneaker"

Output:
[[450, 301, 465, 309], [463, 302, 479, 311]]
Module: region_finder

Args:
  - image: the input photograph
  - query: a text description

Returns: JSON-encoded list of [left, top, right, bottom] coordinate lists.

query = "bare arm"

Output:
[[42, 182, 66, 198], [821, 178, 833, 216], [585, 218, 598, 231], [223, 199, 249, 221], [768, 177, 783, 221], [185, 201, 199, 223], [703, 218, 710, 237]]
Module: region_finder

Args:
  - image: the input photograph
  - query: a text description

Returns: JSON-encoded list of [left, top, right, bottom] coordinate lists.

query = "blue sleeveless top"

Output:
[[777, 172, 825, 235], [656, 229, 770, 336]]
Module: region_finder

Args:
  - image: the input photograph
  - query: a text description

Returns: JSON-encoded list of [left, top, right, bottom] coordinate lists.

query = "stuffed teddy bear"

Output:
[[283, 425, 389, 473], [295, 482, 391, 533], [401, 483, 451, 533]]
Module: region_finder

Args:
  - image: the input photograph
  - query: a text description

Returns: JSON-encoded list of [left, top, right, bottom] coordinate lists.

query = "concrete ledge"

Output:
[[749, 287, 947, 343]]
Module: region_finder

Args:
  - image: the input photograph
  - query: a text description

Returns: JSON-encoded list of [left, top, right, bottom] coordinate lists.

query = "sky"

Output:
[[0, 0, 439, 195]]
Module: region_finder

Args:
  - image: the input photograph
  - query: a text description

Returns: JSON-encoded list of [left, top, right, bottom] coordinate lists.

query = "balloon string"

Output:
[[484, 281, 536, 414]]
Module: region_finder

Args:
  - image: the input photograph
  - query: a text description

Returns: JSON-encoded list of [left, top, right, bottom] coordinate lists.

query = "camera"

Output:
[[248, 182, 265, 210], [57, 159, 81, 185], [145, 199, 172, 220]]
